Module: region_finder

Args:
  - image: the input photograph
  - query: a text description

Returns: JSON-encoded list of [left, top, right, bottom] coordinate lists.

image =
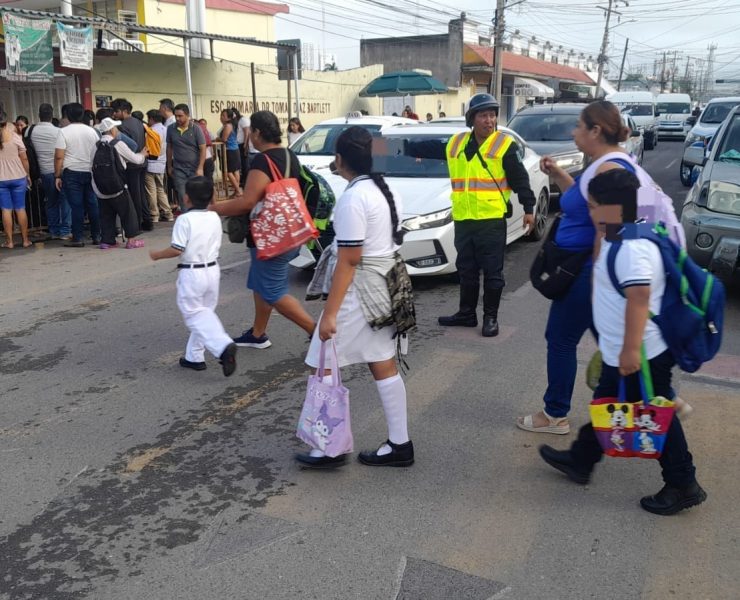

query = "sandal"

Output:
[[1, 242, 14, 249], [517, 411, 570, 435]]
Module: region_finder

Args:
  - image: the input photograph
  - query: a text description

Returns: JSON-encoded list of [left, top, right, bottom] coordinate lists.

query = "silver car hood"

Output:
[[703, 160, 740, 185], [690, 123, 721, 139]]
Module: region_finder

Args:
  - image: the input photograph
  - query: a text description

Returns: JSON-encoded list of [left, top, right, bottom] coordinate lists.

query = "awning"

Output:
[[513, 77, 555, 98]]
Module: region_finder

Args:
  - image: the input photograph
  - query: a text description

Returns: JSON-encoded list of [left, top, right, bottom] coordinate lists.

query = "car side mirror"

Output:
[[654, 111, 661, 117], [686, 116, 697, 126], [684, 141, 707, 167], [630, 129, 641, 137]]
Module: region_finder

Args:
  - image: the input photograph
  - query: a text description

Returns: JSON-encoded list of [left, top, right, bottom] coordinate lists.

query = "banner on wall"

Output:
[[57, 23, 93, 70], [1, 11, 54, 82]]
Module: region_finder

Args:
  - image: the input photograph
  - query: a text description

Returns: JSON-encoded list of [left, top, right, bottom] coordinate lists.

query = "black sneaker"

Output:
[[179, 357, 206, 371], [358, 440, 414, 467], [233, 328, 272, 349], [219, 343, 237, 377], [538, 445, 591, 484], [640, 482, 707, 516], [295, 453, 348, 469]]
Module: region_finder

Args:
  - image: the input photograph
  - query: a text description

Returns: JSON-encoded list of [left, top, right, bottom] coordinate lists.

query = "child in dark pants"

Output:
[[539, 168, 706, 516]]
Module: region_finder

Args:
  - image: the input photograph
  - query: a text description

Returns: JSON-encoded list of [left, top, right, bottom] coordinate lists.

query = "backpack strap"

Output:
[[606, 241, 625, 297], [283, 147, 291, 179]]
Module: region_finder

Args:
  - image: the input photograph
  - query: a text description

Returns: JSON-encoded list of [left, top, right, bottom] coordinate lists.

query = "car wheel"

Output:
[[679, 160, 692, 187], [529, 188, 549, 242]]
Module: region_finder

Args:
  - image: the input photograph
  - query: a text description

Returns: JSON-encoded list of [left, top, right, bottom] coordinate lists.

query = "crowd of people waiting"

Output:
[[0, 98, 258, 250]]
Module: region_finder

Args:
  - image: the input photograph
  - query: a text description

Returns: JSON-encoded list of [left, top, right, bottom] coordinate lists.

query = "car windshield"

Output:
[[656, 102, 690, 114], [291, 124, 382, 155], [701, 102, 740, 124], [506, 113, 578, 141], [717, 115, 740, 163], [373, 134, 451, 177], [620, 103, 653, 116]]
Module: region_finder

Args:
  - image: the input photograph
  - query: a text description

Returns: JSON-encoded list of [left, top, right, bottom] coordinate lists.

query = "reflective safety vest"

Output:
[[446, 130, 513, 221]]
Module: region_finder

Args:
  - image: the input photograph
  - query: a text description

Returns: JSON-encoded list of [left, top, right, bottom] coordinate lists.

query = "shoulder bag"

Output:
[[529, 214, 591, 300], [250, 149, 318, 260]]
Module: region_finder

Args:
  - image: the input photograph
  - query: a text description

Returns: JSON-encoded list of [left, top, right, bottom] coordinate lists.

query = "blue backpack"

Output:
[[606, 223, 725, 373]]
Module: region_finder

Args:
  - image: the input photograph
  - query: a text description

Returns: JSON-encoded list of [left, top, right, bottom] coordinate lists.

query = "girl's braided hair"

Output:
[[335, 126, 404, 245]]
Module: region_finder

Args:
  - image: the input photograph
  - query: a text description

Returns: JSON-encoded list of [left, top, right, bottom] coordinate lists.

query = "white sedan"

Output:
[[289, 113, 418, 171], [292, 124, 550, 276]]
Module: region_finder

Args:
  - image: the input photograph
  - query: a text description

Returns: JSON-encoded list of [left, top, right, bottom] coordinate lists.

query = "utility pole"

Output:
[[492, 0, 505, 104], [660, 51, 667, 93], [670, 50, 679, 92], [617, 38, 629, 91], [596, 0, 628, 98]]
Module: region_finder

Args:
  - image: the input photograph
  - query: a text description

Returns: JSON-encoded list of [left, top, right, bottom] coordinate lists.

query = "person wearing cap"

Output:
[[438, 93, 536, 337], [92, 117, 148, 249]]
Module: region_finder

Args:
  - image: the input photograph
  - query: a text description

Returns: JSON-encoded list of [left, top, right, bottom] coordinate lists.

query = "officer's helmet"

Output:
[[465, 93, 500, 127]]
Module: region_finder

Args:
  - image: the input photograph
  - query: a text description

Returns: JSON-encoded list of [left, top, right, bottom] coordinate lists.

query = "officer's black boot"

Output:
[[438, 284, 479, 327], [482, 287, 503, 337]]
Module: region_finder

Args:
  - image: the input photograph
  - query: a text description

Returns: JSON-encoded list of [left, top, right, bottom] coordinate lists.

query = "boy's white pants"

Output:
[[176, 266, 232, 362]]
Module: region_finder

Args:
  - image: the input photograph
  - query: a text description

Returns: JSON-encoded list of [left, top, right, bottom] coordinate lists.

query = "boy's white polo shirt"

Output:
[[171, 209, 222, 264], [593, 238, 667, 367]]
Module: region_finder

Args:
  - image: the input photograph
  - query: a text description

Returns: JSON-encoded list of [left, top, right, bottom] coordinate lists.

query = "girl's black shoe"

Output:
[[358, 440, 414, 467]]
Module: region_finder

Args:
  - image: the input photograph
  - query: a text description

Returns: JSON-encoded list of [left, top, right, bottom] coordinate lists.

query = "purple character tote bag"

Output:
[[296, 340, 353, 458]]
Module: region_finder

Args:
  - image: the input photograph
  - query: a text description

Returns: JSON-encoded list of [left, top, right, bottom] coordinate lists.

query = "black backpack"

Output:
[[92, 139, 126, 197], [23, 125, 41, 183]]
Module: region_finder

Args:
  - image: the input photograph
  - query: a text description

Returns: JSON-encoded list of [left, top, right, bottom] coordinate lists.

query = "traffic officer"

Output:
[[438, 93, 536, 337]]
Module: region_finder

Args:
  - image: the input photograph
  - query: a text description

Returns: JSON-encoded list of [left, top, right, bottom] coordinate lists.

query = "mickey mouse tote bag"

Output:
[[589, 349, 675, 459]]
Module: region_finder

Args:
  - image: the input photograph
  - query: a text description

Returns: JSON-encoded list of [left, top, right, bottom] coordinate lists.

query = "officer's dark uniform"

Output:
[[438, 94, 536, 336]]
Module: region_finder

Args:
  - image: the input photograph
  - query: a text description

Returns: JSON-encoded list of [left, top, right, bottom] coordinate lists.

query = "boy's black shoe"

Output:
[[219, 343, 237, 377], [538, 445, 591, 484], [640, 481, 707, 516], [179, 357, 206, 371], [295, 453, 348, 469], [63, 240, 85, 248], [358, 440, 414, 467]]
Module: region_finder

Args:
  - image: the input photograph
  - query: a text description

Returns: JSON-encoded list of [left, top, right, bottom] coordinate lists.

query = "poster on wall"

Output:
[[1, 11, 53, 82], [57, 23, 93, 70]]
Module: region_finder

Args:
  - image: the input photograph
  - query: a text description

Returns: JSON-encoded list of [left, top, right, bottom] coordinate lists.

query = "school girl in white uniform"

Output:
[[296, 126, 414, 469]]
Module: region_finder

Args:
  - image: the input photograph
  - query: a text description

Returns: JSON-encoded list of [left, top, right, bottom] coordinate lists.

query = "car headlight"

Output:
[[685, 131, 700, 145], [706, 181, 740, 216], [402, 208, 452, 231], [554, 151, 584, 171]]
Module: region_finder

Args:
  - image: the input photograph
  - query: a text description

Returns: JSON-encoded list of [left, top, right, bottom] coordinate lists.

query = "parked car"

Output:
[[680, 105, 740, 277], [621, 113, 645, 165], [681, 96, 740, 186], [506, 103, 585, 199], [290, 124, 550, 276], [656, 92, 692, 140], [289, 114, 417, 170]]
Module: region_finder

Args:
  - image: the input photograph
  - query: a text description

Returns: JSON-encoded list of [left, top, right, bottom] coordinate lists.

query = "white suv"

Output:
[[289, 114, 417, 170]]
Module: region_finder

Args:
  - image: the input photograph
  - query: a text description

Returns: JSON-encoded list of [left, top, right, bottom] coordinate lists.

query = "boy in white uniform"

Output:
[[539, 169, 705, 516], [149, 176, 237, 376]]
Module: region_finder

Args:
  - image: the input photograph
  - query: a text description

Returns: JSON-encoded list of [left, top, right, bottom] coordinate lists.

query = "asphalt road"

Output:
[[1, 140, 739, 600]]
